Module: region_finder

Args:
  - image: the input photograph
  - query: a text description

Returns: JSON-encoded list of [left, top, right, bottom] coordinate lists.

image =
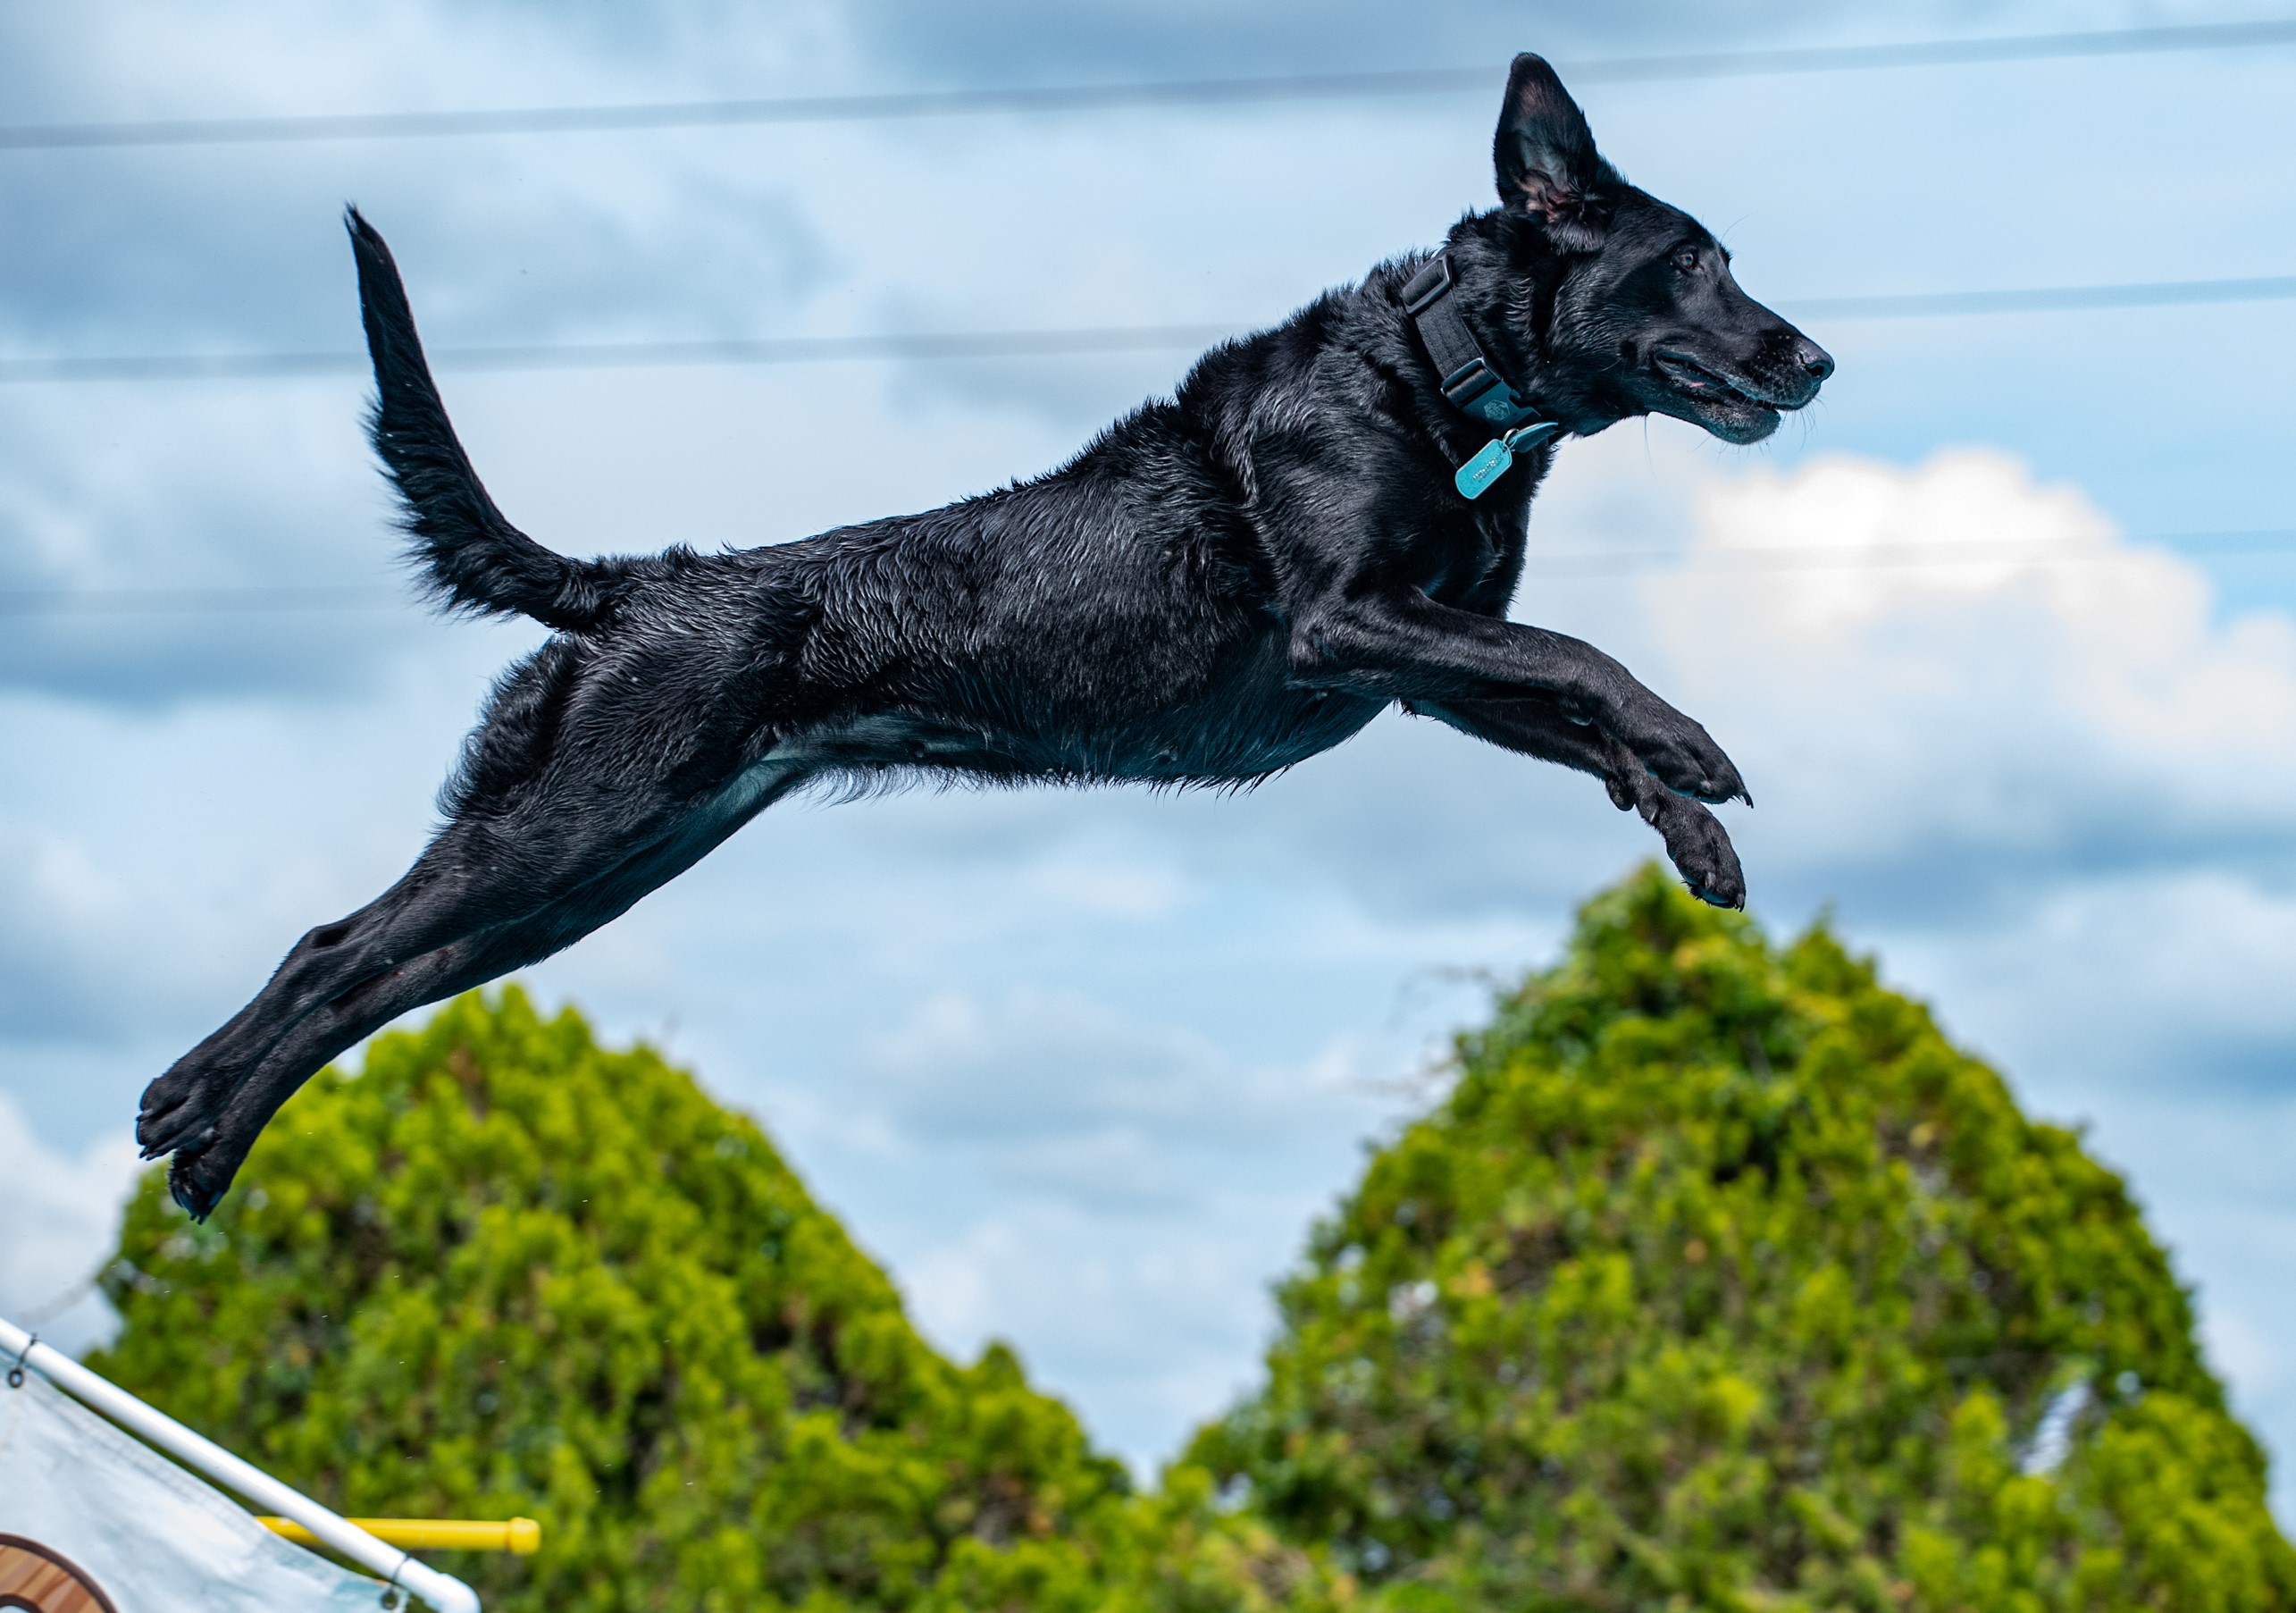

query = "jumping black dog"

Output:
[[138, 55, 1831, 1217]]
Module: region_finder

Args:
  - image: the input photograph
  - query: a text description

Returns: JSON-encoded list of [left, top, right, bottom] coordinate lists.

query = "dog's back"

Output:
[[683, 384, 1372, 785]]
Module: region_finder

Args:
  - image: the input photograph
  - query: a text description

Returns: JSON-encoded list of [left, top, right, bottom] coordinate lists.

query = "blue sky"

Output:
[[3, 1, 2292, 1521]]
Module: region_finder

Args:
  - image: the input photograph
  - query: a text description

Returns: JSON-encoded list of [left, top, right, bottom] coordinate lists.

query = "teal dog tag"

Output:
[[1454, 420, 1559, 500], [1454, 437, 1514, 499]]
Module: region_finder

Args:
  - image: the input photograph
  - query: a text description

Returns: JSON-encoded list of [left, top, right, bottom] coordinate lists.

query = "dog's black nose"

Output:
[[1796, 339, 1834, 382]]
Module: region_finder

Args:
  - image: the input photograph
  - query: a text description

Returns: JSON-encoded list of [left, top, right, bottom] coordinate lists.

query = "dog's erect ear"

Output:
[[1494, 54, 1613, 247]]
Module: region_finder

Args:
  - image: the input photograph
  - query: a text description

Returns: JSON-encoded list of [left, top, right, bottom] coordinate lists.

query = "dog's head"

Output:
[[1492, 55, 1833, 445]]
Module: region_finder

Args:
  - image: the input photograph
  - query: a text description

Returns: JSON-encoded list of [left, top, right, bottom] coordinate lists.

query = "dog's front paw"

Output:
[[166, 1130, 254, 1222], [1612, 691, 1747, 805], [1645, 793, 1746, 910]]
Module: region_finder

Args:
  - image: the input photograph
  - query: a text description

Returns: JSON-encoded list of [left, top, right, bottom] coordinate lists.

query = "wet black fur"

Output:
[[139, 55, 1832, 1217]]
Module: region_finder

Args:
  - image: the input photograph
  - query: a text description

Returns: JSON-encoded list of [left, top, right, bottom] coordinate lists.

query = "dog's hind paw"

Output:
[[136, 1055, 237, 1163]]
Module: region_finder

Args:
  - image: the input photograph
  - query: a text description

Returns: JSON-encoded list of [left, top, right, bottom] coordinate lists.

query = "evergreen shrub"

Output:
[[1193, 867, 2296, 1609], [91, 870, 2294, 1609], [91, 987, 1311, 1611]]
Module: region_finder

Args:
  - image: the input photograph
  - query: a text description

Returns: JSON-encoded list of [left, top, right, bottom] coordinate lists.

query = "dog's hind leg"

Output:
[[159, 897, 600, 1220], [163, 922, 536, 1217], [1407, 694, 1746, 909], [140, 640, 726, 1166], [141, 755, 810, 1216]]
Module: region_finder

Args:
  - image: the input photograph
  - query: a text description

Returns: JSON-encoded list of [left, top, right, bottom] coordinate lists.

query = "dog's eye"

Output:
[[1672, 248, 1700, 273]]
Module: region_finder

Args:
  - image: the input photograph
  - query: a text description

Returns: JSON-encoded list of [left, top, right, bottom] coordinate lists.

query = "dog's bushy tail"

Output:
[[348, 206, 622, 632]]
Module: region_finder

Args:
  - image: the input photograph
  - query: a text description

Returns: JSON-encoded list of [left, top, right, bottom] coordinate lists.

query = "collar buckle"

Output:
[[1401, 255, 1454, 316], [1439, 356, 1535, 427], [1403, 253, 1542, 431]]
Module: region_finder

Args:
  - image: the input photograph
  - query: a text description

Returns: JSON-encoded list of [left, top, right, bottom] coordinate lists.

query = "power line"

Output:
[[0, 584, 399, 617], [4, 273, 2293, 386], [4, 20, 2294, 152], [1521, 529, 2296, 578], [0, 324, 1237, 384], [1789, 273, 2296, 319], [9, 533, 2288, 618]]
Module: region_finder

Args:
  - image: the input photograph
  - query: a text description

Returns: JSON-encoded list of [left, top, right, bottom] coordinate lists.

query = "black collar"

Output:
[[1400, 254, 1559, 500], [1399, 254, 1543, 432]]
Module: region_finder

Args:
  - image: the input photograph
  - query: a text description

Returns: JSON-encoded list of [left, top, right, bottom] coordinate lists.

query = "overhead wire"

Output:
[[4, 16, 2292, 385], [4, 19, 2293, 151], [0, 584, 403, 617], [6, 273, 2296, 385], [0, 323, 1240, 384], [1520, 529, 2296, 578], [7, 532, 2289, 619], [4, 18, 2292, 620]]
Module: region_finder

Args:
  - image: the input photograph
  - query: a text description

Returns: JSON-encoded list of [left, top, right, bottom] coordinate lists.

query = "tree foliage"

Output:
[[89, 987, 1311, 1612], [1192, 866, 2296, 1610], [88, 871, 2293, 1610]]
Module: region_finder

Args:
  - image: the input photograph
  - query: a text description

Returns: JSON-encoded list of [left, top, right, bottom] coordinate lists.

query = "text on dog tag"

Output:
[[1454, 421, 1559, 500]]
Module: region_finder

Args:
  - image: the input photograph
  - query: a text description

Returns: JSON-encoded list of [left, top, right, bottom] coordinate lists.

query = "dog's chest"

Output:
[[1412, 500, 1529, 607]]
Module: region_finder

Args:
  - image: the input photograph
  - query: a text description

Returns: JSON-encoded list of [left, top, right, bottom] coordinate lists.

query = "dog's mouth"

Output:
[[1652, 350, 1783, 444]]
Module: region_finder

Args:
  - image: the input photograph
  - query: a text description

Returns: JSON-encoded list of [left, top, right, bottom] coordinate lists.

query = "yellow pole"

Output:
[[259, 1517, 541, 1555]]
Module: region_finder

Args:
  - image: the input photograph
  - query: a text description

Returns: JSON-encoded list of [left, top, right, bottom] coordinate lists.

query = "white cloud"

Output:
[[888, 1198, 1327, 1474], [0, 1094, 139, 1355], [1917, 870, 2296, 1086], [1646, 448, 2296, 870], [851, 984, 1389, 1189], [740, 982, 1412, 1465]]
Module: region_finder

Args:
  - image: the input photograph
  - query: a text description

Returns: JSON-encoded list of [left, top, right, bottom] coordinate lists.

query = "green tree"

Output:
[[90, 987, 1319, 1612], [90, 871, 2294, 1610], [1190, 866, 2296, 1610]]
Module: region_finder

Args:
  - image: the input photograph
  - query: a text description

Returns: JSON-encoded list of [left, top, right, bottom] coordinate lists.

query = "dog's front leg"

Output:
[[1287, 585, 1747, 804], [1407, 694, 1746, 909]]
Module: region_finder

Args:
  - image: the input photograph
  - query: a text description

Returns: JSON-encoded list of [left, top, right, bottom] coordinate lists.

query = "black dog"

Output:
[[138, 55, 1830, 1217]]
